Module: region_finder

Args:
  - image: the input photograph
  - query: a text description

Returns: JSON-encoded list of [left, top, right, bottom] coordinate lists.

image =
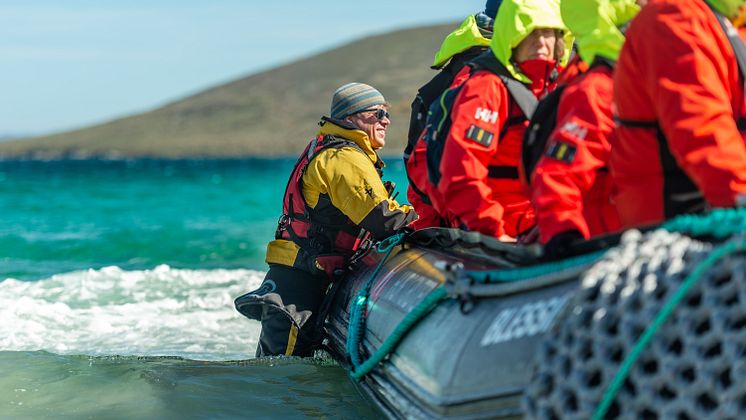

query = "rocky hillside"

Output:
[[0, 23, 455, 158]]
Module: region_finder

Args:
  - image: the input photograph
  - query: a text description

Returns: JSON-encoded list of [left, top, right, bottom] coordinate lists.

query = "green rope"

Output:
[[467, 250, 606, 283], [377, 233, 405, 253], [663, 207, 746, 239], [467, 208, 746, 285], [351, 287, 448, 381], [345, 210, 746, 385], [346, 233, 405, 369], [593, 239, 746, 420]]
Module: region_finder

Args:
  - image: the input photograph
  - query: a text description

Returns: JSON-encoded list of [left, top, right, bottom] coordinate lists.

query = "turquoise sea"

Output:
[[0, 158, 410, 419]]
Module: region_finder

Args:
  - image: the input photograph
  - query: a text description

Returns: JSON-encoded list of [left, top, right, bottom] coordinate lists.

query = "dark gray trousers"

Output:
[[235, 264, 329, 357]]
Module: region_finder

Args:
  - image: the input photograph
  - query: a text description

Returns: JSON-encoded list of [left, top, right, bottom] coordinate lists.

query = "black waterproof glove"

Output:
[[543, 230, 584, 260]]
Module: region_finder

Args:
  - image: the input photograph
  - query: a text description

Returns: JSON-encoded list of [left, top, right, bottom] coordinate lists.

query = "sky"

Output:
[[1, 0, 486, 136]]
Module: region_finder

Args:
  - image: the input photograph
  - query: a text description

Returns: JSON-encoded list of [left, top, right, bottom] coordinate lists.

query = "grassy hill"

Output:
[[0, 23, 456, 158]]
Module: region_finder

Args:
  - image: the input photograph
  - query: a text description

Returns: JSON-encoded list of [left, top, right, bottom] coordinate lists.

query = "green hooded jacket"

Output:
[[432, 15, 492, 69], [707, 0, 746, 19], [491, 0, 573, 83], [561, 0, 640, 64]]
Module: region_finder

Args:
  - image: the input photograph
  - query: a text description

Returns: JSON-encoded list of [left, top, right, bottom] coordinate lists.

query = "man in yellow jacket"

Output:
[[235, 83, 417, 357]]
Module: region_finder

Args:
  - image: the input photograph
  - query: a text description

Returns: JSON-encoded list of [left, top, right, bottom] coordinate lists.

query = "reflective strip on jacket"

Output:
[[531, 64, 621, 244], [612, 0, 746, 228]]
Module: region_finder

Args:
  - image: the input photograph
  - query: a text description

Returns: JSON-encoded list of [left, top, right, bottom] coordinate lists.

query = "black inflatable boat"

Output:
[[323, 228, 609, 419], [323, 210, 746, 419]]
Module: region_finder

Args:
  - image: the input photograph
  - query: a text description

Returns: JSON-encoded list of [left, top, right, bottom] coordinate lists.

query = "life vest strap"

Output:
[[614, 117, 659, 129], [469, 51, 538, 119], [499, 115, 528, 141], [487, 165, 519, 179]]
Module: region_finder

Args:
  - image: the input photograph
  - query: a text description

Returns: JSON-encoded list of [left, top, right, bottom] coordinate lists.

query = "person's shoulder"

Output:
[[303, 145, 374, 187], [461, 69, 507, 96], [631, 0, 709, 32], [468, 68, 503, 83], [314, 143, 371, 167], [635, 0, 692, 17], [556, 66, 614, 119], [569, 65, 613, 95]]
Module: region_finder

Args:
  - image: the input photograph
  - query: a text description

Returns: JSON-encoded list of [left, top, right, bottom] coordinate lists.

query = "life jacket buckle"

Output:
[[277, 214, 290, 231]]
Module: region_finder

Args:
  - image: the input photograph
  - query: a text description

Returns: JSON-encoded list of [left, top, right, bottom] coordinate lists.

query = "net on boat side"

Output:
[[523, 229, 746, 420]]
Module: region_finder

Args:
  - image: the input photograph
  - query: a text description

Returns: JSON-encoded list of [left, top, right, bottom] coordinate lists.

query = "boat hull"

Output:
[[324, 238, 587, 419]]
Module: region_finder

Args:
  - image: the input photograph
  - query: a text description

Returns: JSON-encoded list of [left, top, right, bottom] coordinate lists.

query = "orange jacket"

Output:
[[434, 59, 558, 237], [613, 0, 746, 228], [531, 63, 621, 244]]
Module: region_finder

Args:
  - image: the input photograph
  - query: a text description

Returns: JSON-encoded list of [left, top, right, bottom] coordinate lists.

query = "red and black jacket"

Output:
[[530, 60, 622, 244], [421, 52, 558, 237]]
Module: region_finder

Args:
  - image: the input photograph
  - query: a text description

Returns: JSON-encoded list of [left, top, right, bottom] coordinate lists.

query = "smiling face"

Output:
[[345, 105, 390, 149], [512, 28, 559, 63]]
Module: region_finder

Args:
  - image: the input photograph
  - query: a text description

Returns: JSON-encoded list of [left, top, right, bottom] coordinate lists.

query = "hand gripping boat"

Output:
[[323, 209, 746, 419]]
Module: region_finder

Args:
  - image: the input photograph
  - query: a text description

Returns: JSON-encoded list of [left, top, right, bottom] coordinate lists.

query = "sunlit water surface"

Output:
[[0, 158, 408, 418]]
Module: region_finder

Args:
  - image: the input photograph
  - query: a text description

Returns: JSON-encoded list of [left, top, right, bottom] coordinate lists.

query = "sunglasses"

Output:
[[359, 108, 390, 120]]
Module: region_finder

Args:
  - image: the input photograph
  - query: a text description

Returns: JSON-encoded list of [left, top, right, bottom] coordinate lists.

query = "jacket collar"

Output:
[[317, 117, 380, 164]]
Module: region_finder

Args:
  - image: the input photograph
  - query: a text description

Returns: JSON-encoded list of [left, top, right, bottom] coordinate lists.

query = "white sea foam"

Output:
[[0, 265, 265, 360]]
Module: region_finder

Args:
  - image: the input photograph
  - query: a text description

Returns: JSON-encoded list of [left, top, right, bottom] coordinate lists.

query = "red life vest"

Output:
[[275, 134, 372, 278]]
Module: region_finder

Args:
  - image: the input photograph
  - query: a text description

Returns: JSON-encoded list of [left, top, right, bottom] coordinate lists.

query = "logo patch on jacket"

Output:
[[545, 141, 577, 164], [474, 107, 498, 124], [558, 121, 588, 140], [362, 181, 374, 198], [466, 124, 495, 147]]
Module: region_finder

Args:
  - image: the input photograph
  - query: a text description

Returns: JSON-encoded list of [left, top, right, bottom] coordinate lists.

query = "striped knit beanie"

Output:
[[330, 83, 386, 119]]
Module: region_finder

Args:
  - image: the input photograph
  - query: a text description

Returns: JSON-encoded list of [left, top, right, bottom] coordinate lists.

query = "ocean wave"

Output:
[[0, 265, 265, 360]]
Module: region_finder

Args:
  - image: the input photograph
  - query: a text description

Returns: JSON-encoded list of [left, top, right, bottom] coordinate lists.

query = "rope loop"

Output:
[[377, 232, 406, 253], [346, 232, 407, 371]]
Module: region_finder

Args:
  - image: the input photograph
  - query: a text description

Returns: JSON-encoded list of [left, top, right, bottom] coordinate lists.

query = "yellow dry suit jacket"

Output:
[[266, 118, 417, 272]]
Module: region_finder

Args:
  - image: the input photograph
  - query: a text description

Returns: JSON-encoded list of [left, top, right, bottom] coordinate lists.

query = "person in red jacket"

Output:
[[529, 0, 641, 256], [406, 8, 495, 230], [613, 0, 746, 228], [425, 0, 570, 240], [407, 65, 476, 230]]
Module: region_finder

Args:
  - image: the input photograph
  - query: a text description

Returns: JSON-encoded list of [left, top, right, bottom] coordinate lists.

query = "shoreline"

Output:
[[0, 153, 406, 162]]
